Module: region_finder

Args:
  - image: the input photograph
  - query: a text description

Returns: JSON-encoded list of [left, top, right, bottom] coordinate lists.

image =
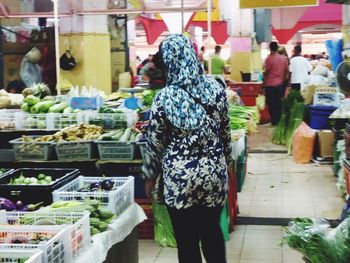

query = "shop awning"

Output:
[[272, 0, 342, 44]]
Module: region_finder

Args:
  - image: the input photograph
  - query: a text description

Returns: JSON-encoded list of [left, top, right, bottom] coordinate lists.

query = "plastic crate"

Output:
[[55, 141, 93, 161], [86, 112, 134, 129], [0, 109, 18, 130], [0, 211, 90, 259], [46, 113, 85, 130], [309, 105, 337, 130], [344, 159, 350, 195], [53, 176, 134, 215], [136, 199, 154, 239], [0, 168, 79, 206], [0, 248, 42, 263], [10, 137, 54, 161], [14, 113, 47, 130], [0, 225, 72, 263], [138, 142, 147, 160], [235, 152, 247, 192], [96, 141, 136, 160]]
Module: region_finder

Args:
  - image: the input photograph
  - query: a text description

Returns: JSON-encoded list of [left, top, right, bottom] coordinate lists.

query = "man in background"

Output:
[[211, 45, 229, 75], [290, 45, 312, 91], [263, 42, 289, 126]]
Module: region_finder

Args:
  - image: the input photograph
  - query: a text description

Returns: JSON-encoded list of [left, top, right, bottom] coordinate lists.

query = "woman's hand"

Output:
[[145, 178, 156, 200]]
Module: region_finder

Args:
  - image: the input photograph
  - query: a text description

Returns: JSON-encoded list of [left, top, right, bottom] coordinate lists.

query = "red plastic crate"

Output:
[[136, 199, 154, 239], [230, 83, 262, 97], [344, 161, 350, 195]]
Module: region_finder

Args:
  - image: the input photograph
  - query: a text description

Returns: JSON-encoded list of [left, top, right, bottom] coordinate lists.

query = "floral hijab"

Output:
[[159, 34, 222, 130]]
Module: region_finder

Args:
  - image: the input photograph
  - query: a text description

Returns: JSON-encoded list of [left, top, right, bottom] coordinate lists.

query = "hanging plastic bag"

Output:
[[292, 122, 316, 164], [153, 203, 177, 247], [256, 94, 266, 110]]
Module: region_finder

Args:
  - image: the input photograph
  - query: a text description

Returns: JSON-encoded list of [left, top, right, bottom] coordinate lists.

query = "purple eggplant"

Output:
[[16, 200, 24, 210], [90, 182, 101, 190], [0, 197, 16, 211], [101, 179, 114, 191]]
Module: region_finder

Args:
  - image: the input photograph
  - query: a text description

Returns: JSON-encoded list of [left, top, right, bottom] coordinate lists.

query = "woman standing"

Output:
[[143, 34, 234, 263]]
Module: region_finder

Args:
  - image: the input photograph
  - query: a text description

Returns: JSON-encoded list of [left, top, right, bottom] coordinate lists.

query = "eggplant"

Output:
[[16, 200, 24, 210], [0, 197, 16, 211], [101, 179, 114, 191], [90, 182, 101, 190]]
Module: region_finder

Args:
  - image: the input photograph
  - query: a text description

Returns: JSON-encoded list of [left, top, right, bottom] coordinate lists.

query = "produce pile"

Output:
[[78, 178, 115, 192], [21, 95, 73, 114], [142, 89, 160, 108], [88, 111, 128, 130], [272, 90, 307, 151], [19, 124, 102, 143], [0, 90, 23, 109], [284, 217, 350, 263], [43, 200, 115, 235], [97, 128, 141, 142], [9, 173, 54, 185], [0, 197, 43, 212], [229, 106, 259, 133]]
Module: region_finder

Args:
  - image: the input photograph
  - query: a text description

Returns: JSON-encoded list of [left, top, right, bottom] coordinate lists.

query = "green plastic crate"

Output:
[[235, 152, 247, 192]]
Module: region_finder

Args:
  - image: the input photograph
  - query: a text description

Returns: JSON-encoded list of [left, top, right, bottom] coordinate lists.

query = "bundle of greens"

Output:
[[328, 218, 350, 263], [283, 218, 338, 263], [229, 106, 260, 133], [272, 90, 306, 149]]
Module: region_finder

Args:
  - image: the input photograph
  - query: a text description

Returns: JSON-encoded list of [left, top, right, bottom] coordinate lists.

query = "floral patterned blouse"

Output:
[[143, 87, 233, 209]]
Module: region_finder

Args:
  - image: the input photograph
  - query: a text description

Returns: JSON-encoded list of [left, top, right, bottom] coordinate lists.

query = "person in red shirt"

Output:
[[263, 42, 289, 125]]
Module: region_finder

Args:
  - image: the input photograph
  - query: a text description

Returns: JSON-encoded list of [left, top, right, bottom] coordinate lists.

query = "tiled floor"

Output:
[[139, 127, 345, 263]]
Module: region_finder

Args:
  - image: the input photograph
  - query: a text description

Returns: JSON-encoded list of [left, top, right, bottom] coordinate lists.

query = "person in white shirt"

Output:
[[289, 45, 313, 91]]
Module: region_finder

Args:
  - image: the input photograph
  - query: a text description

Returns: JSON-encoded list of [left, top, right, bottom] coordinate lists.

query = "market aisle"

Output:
[[239, 153, 343, 219], [138, 151, 344, 263]]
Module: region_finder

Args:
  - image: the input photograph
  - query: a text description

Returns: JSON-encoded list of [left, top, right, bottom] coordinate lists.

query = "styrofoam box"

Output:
[[53, 176, 134, 215], [0, 210, 90, 259], [0, 247, 42, 263], [0, 225, 72, 263]]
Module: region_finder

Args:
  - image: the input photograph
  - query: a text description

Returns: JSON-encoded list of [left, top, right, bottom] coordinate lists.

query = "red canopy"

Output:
[[137, 16, 229, 45], [273, 0, 342, 44]]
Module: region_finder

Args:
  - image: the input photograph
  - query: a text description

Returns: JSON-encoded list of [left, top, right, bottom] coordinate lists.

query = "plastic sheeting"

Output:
[[75, 203, 147, 263]]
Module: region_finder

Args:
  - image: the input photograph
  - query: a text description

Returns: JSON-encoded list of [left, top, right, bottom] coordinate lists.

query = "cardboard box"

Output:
[[317, 130, 335, 157], [3, 54, 23, 89]]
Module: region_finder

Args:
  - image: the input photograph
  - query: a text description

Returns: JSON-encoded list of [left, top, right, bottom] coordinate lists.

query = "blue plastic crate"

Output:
[[309, 105, 337, 130]]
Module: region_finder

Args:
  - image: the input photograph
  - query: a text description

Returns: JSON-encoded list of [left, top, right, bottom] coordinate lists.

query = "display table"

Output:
[[75, 203, 147, 263]]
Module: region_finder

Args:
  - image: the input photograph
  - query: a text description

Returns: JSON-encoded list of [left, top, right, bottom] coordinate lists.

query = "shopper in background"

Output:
[[263, 42, 289, 126], [277, 46, 290, 97], [211, 45, 229, 77], [289, 45, 313, 91], [143, 34, 234, 263]]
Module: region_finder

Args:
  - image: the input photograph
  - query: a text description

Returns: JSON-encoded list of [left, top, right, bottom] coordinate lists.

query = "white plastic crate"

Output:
[[10, 137, 54, 161], [55, 141, 93, 161], [46, 112, 86, 130], [53, 176, 134, 215], [14, 112, 47, 130], [0, 225, 72, 263], [85, 110, 137, 129], [0, 211, 90, 259], [0, 109, 19, 130], [96, 141, 135, 160], [0, 247, 42, 263]]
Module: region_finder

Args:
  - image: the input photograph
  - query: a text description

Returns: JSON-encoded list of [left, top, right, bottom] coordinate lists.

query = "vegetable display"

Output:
[[97, 128, 140, 142], [229, 106, 259, 133], [44, 199, 115, 235], [0, 197, 43, 212], [78, 179, 115, 192], [19, 124, 102, 143], [142, 89, 159, 108], [88, 112, 127, 129], [284, 217, 350, 263], [9, 173, 53, 185]]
